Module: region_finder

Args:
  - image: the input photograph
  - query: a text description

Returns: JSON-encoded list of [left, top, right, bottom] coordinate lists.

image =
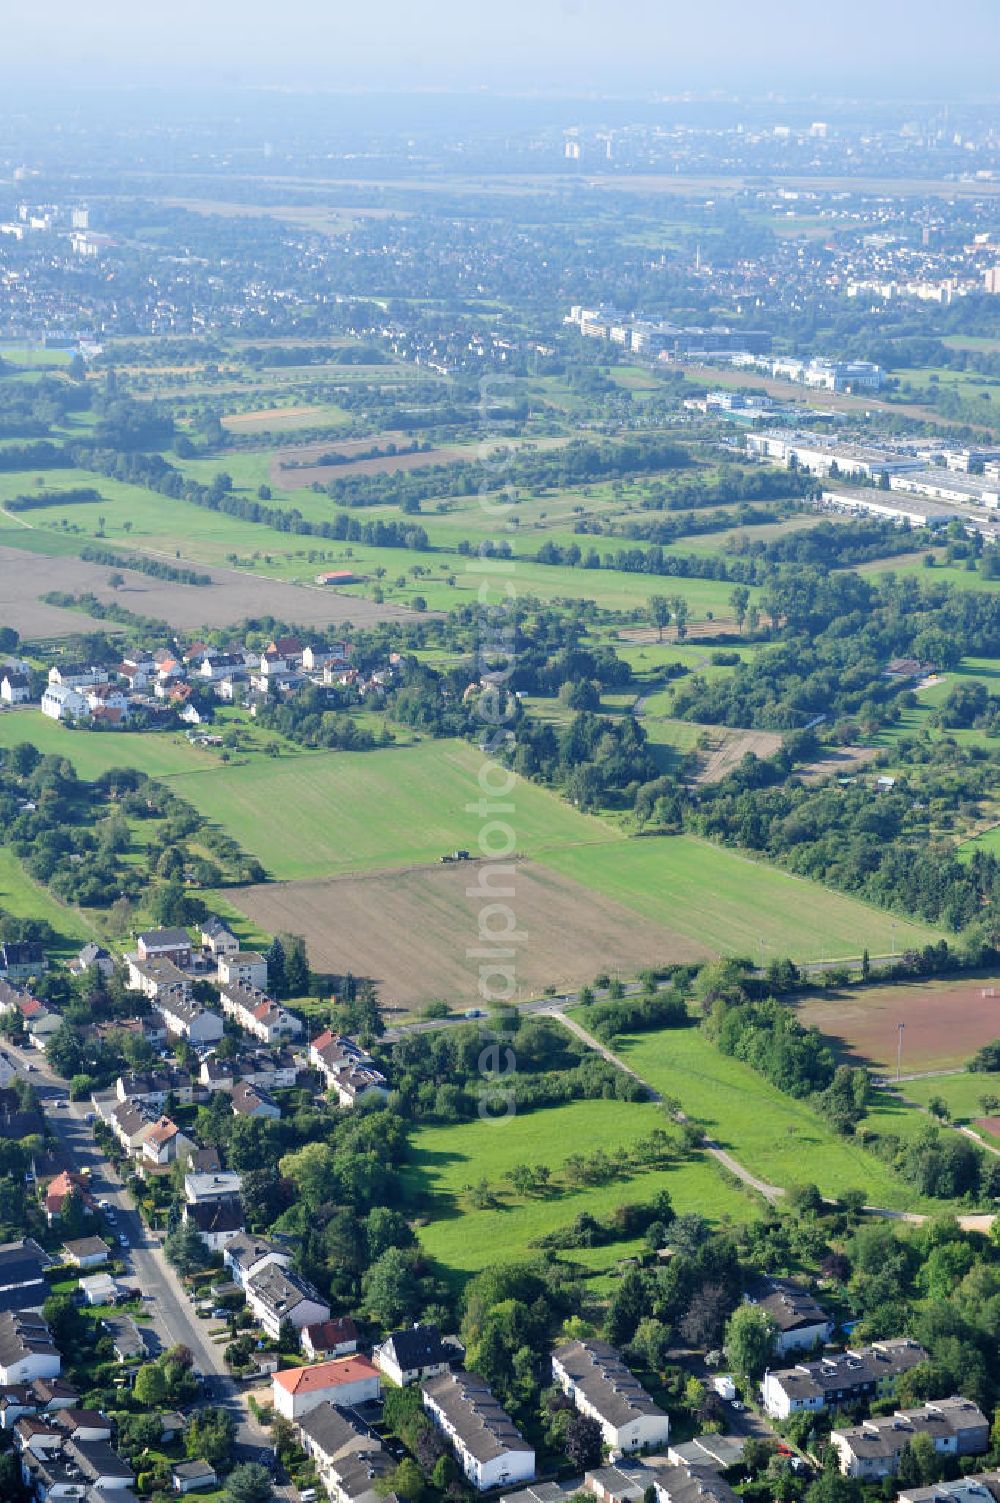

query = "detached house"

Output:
[[246, 1264, 330, 1341], [0, 945, 47, 985], [47, 664, 108, 690], [296, 1400, 392, 1503], [231, 1081, 281, 1120], [224, 1233, 291, 1290], [140, 1116, 193, 1169], [551, 1340, 670, 1454], [272, 1354, 380, 1422], [749, 1278, 834, 1357], [422, 1369, 535, 1493], [0, 672, 30, 705], [184, 1200, 245, 1253], [374, 1324, 454, 1387], [302, 1318, 359, 1362], [152, 991, 223, 1046], [136, 928, 192, 967], [40, 683, 89, 723], [201, 916, 239, 958]]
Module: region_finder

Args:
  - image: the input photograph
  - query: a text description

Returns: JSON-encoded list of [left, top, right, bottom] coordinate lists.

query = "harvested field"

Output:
[[222, 406, 320, 432], [799, 745, 880, 784], [796, 976, 1000, 1074], [0, 543, 412, 637], [694, 728, 784, 785], [229, 858, 709, 1009], [976, 1117, 1000, 1139], [620, 617, 754, 644]]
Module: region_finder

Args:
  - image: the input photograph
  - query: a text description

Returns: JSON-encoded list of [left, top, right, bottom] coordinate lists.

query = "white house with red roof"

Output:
[[272, 1354, 380, 1422]]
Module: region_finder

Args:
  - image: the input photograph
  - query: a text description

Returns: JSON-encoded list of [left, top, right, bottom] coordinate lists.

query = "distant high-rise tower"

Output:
[[564, 139, 581, 161]]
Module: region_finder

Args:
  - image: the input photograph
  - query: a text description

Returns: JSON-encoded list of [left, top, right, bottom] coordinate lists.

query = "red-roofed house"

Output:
[[272, 1354, 380, 1422], [301, 1318, 359, 1362], [140, 1116, 193, 1169], [43, 1172, 94, 1224]]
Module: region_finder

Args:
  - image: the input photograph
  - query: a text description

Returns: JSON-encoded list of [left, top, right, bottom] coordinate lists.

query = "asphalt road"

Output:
[[9, 1040, 288, 1483]]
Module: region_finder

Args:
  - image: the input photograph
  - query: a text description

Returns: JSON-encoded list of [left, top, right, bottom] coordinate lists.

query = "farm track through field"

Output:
[[545, 1008, 996, 1227]]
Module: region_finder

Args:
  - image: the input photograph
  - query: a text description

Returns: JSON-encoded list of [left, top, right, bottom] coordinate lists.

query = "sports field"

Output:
[[403, 1096, 759, 1281], [796, 976, 1000, 1074], [542, 836, 941, 963]]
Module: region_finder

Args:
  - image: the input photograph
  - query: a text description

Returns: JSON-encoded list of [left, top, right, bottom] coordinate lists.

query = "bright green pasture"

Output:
[[0, 845, 95, 956], [896, 1072, 998, 1125], [169, 737, 621, 881], [610, 1025, 944, 1213], [0, 712, 219, 780], [404, 1097, 758, 1281], [540, 835, 942, 964]]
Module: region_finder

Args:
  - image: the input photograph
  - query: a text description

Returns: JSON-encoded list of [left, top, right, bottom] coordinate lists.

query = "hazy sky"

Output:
[[4, 0, 998, 93]]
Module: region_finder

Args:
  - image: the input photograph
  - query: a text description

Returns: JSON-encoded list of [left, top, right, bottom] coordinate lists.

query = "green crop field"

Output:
[[168, 737, 622, 881], [541, 834, 941, 963], [403, 1096, 759, 1281], [606, 1023, 946, 1213]]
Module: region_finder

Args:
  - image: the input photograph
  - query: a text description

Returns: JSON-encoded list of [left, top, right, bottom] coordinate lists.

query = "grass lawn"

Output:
[[403, 1097, 759, 1282], [0, 711, 219, 780], [539, 835, 941, 964], [0, 845, 95, 956], [169, 737, 622, 881], [606, 1023, 945, 1213]]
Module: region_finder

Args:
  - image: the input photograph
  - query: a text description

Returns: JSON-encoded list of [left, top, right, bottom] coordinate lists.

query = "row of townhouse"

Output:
[[219, 981, 303, 1044], [200, 1046, 298, 1093], [551, 1339, 671, 1453], [762, 1337, 928, 1418], [422, 1369, 535, 1492], [296, 1401, 399, 1503], [830, 1398, 990, 1479], [309, 1031, 389, 1109]]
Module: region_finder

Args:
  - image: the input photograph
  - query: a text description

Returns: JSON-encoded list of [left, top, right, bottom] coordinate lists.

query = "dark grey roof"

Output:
[[552, 1340, 666, 1429], [225, 1233, 287, 1271], [298, 1400, 380, 1462], [246, 1263, 326, 1319], [0, 1240, 51, 1313], [382, 1323, 453, 1372], [137, 928, 190, 949], [752, 1279, 831, 1334], [0, 1311, 57, 1369], [422, 1369, 532, 1465], [185, 1200, 244, 1235], [0, 942, 44, 967]]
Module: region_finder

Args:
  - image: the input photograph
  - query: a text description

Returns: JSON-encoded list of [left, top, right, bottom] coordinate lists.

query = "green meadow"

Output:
[[404, 1096, 759, 1282], [541, 835, 941, 963]]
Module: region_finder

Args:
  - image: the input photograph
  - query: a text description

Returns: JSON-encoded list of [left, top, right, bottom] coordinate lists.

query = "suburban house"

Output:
[[116, 1068, 192, 1108], [62, 1238, 110, 1270], [551, 1340, 670, 1454], [79, 1273, 123, 1307], [68, 943, 114, 980], [201, 917, 239, 957], [0, 1312, 60, 1385], [374, 1324, 454, 1387], [295, 1402, 395, 1503], [19, 998, 59, 1048], [223, 1232, 291, 1290], [125, 953, 191, 1000], [308, 1031, 388, 1106], [749, 1279, 835, 1357], [42, 1171, 95, 1224], [762, 1339, 929, 1419], [830, 1399, 990, 1479], [140, 1116, 193, 1169], [47, 664, 108, 689], [183, 1199, 245, 1252], [85, 682, 130, 721], [20, 1436, 134, 1497], [111, 1100, 156, 1154], [422, 1369, 535, 1493], [302, 1317, 359, 1362], [896, 1474, 1000, 1503], [231, 1080, 281, 1120], [184, 1170, 243, 1206], [217, 952, 269, 991], [41, 683, 90, 721], [272, 1354, 381, 1422], [219, 982, 302, 1043], [137, 928, 193, 967], [173, 1458, 219, 1494], [237, 1048, 298, 1090], [245, 1264, 330, 1341], [53, 1409, 114, 1444], [0, 944, 47, 984], [1, 671, 30, 704], [584, 1460, 739, 1503], [151, 991, 224, 1046], [107, 1315, 147, 1363], [0, 1242, 51, 1315]]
